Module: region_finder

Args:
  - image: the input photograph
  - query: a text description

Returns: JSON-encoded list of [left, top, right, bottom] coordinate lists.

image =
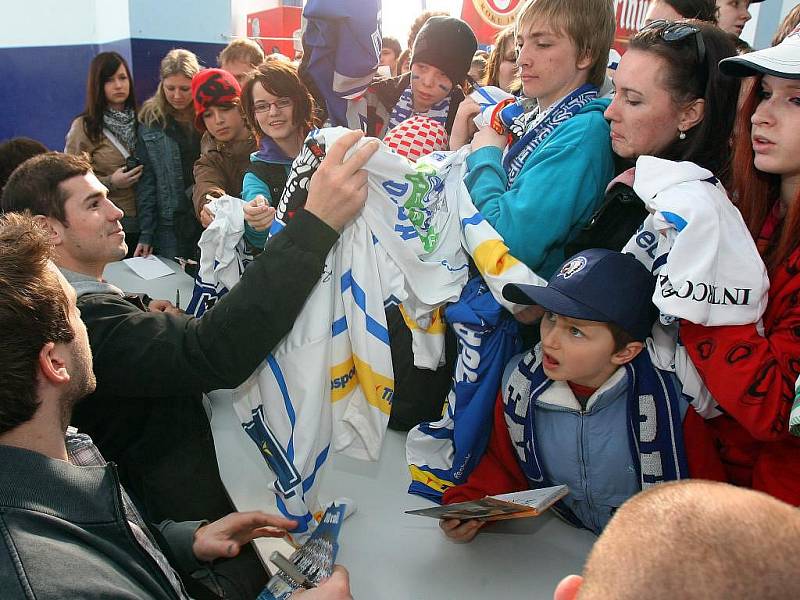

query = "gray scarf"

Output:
[[103, 107, 136, 154]]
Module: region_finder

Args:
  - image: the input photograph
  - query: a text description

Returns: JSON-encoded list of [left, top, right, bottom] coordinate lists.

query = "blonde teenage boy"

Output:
[[451, 0, 616, 276]]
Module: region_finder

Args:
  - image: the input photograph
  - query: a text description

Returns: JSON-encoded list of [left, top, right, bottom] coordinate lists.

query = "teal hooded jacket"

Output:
[[465, 98, 614, 278]]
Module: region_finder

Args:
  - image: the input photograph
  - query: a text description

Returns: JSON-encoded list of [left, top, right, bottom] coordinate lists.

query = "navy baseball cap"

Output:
[[503, 249, 656, 341]]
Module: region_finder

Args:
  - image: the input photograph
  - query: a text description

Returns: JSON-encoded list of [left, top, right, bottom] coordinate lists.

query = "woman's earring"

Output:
[[678, 130, 686, 140]]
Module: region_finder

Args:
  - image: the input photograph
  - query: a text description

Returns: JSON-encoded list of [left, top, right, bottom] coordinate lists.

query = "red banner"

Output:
[[461, 0, 650, 53], [460, 0, 524, 46], [613, 0, 651, 52]]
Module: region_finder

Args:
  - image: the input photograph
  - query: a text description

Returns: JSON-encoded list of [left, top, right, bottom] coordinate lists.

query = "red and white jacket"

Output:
[[682, 242, 800, 506]]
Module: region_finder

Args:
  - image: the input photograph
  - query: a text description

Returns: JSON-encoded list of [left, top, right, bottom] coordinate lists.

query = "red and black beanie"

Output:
[[191, 68, 241, 131]]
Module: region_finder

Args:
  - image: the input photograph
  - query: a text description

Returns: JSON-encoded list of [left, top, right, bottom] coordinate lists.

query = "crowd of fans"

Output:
[[2, 0, 800, 598]]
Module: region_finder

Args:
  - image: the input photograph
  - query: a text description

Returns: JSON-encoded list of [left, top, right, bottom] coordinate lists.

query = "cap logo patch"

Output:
[[558, 256, 587, 279]]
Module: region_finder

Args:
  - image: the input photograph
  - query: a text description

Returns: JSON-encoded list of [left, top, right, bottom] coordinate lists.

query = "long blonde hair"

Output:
[[139, 49, 200, 128]]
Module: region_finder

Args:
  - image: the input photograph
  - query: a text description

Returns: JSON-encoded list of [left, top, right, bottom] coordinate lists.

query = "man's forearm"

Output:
[[192, 208, 339, 390]]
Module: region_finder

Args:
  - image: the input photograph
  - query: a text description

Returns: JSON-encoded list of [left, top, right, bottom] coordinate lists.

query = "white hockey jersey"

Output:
[[623, 156, 770, 421], [197, 128, 546, 540], [623, 156, 769, 326]]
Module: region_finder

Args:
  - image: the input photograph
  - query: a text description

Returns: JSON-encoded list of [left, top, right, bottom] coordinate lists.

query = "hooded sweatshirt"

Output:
[[464, 98, 614, 278]]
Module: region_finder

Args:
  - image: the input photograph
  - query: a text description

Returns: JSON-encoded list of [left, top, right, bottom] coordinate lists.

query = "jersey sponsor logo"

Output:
[[332, 366, 357, 391], [382, 163, 447, 252], [331, 359, 358, 400], [329, 355, 394, 413], [633, 228, 658, 259], [658, 275, 753, 306]]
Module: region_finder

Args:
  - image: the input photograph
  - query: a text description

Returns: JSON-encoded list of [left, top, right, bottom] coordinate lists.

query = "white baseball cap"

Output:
[[719, 25, 800, 79]]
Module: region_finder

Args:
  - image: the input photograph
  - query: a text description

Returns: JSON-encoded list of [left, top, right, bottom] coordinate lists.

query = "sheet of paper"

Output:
[[122, 256, 174, 280]]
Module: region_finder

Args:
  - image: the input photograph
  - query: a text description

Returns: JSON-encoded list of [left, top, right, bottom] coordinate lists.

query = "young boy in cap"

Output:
[[440, 249, 717, 539]]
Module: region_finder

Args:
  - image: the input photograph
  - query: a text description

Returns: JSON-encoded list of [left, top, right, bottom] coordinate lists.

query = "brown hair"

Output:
[[578, 481, 800, 600], [772, 3, 800, 46], [0, 137, 48, 193], [81, 51, 137, 142], [731, 76, 800, 271], [396, 48, 412, 75], [218, 37, 265, 68], [484, 26, 521, 92], [1, 152, 91, 225], [659, 0, 717, 23], [407, 10, 449, 50], [0, 212, 74, 434], [607, 321, 636, 352], [516, 0, 615, 89], [241, 60, 318, 142]]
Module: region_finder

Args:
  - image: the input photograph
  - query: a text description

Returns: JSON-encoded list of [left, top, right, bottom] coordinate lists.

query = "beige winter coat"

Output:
[[64, 116, 137, 217]]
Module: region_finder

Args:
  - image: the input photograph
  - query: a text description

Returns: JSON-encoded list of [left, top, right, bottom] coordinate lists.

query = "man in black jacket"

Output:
[[1, 130, 377, 598], [0, 211, 355, 599]]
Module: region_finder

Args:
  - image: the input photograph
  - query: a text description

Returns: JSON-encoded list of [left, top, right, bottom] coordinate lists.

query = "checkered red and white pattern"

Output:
[[383, 116, 449, 162]]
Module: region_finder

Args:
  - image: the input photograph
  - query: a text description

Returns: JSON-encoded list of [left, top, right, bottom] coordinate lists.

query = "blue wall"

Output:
[[130, 39, 227, 109], [0, 40, 132, 152], [0, 0, 232, 152], [0, 39, 226, 152]]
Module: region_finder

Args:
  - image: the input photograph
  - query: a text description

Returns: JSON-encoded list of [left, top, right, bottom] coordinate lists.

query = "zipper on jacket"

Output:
[[108, 463, 184, 600], [578, 412, 593, 526]]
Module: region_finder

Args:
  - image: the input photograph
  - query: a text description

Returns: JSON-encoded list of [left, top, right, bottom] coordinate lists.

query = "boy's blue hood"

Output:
[[578, 97, 611, 114], [251, 136, 294, 165]]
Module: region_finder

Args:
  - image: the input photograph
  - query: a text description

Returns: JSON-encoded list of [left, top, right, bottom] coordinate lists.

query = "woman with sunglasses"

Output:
[[65, 52, 143, 255], [239, 60, 319, 248], [679, 27, 800, 506], [570, 20, 739, 254]]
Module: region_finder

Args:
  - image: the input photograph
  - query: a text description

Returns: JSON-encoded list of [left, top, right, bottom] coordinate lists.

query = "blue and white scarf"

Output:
[[406, 277, 521, 502], [388, 85, 451, 132], [504, 348, 689, 525], [501, 84, 598, 187]]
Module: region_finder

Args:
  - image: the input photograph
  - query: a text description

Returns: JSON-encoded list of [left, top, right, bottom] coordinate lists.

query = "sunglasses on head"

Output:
[[640, 19, 706, 67]]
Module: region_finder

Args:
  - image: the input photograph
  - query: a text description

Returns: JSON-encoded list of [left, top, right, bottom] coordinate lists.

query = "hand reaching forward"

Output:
[[192, 511, 298, 562], [243, 195, 276, 232], [134, 243, 152, 257], [148, 299, 182, 315], [290, 566, 353, 600], [305, 130, 379, 232]]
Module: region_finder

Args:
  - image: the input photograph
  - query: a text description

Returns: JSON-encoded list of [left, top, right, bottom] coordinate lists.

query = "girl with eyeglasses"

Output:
[[65, 52, 142, 255], [239, 60, 319, 248], [570, 20, 740, 254], [679, 27, 800, 506], [135, 49, 202, 260]]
